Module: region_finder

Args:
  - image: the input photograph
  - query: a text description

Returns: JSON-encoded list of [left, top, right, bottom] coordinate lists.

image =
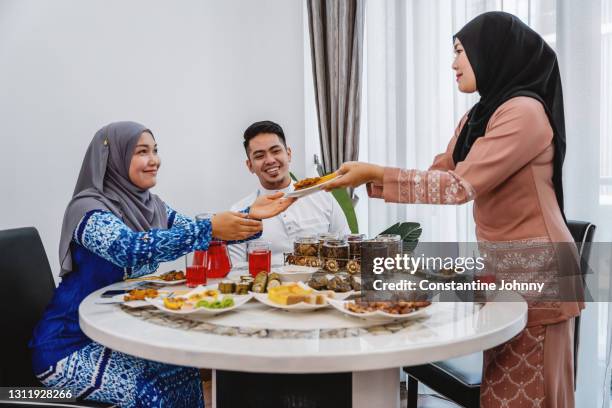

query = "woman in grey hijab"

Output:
[[30, 121, 293, 407]]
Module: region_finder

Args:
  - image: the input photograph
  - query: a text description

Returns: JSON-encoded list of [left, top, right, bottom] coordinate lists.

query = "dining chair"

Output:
[[0, 227, 116, 408], [403, 220, 596, 408]]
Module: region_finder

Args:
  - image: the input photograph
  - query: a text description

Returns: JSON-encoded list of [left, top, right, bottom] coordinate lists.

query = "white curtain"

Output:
[[359, 0, 611, 405], [357, 0, 478, 241]]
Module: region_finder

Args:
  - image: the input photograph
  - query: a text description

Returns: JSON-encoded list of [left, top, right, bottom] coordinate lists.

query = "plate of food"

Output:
[[217, 271, 281, 295], [252, 282, 337, 312], [145, 286, 252, 315], [307, 271, 360, 295], [125, 270, 187, 285], [285, 173, 340, 198], [327, 299, 432, 322], [97, 288, 183, 308], [275, 265, 319, 282]]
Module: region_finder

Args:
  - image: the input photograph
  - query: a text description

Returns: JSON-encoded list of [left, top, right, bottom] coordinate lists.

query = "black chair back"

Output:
[[0, 227, 56, 387], [567, 220, 596, 278], [566, 220, 596, 390]]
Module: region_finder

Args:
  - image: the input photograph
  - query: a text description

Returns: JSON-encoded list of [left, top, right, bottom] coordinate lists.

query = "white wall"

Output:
[[0, 0, 305, 280]]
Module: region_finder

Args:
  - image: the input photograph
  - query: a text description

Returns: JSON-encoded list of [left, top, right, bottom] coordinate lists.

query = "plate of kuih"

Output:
[[285, 173, 340, 198]]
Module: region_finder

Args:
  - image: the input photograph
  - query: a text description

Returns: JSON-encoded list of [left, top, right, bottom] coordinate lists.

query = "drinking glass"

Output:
[[248, 241, 271, 277], [185, 251, 207, 288]]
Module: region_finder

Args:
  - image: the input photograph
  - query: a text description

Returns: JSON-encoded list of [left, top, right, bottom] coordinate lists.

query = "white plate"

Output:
[[285, 175, 341, 198], [112, 294, 150, 308], [96, 289, 180, 308], [143, 278, 186, 285], [327, 299, 431, 322], [251, 292, 329, 312], [145, 286, 252, 315], [325, 290, 355, 300], [274, 265, 319, 282], [251, 282, 335, 311], [125, 273, 187, 285]]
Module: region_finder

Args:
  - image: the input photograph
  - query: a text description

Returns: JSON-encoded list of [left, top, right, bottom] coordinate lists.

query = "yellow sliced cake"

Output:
[[268, 283, 313, 305]]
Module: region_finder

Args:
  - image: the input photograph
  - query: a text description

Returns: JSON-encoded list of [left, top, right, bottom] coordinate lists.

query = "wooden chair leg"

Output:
[[407, 375, 418, 408]]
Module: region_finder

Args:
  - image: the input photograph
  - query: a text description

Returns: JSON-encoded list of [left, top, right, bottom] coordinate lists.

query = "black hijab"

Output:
[[452, 12, 566, 217]]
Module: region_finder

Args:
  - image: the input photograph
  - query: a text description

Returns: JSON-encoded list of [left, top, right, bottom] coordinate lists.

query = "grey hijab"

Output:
[[58, 121, 168, 276]]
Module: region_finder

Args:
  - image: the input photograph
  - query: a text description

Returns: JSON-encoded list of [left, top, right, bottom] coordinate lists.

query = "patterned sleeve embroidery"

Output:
[[395, 169, 476, 204], [130, 262, 159, 279], [165, 204, 192, 230], [73, 210, 213, 270]]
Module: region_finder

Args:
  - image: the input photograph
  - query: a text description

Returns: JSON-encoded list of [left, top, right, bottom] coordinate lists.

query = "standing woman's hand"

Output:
[[249, 192, 296, 219], [211, 212, 262, 241], [323, 162, 385, 190]]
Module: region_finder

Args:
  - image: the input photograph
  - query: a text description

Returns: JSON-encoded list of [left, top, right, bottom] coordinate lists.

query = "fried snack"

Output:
[[188, 289, 219, 302], [163, 297, 185, 310], [327, 275, 352, 292], [308, 273, 329, 290], [293, 173, 337, 190], [123, 288, 159, 301], [159, 270, 185, 281], [345, 300, 431, 315]]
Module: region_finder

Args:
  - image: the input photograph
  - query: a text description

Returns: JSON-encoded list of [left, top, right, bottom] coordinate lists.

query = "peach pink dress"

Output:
[[367, 96, 581, 407]]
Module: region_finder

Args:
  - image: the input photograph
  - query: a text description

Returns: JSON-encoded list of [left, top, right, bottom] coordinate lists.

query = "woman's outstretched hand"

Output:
[[323, 162, 385, 191], [249, 192, 296, 220], [211, 212, 263, 241]]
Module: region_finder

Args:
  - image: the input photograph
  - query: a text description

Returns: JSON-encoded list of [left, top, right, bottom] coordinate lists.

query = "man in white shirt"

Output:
[[230, 120, 350, 264]]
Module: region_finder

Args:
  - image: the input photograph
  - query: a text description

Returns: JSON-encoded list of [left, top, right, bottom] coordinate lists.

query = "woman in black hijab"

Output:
[[451, 10, 566, 217], [326, 12, 579, 407]]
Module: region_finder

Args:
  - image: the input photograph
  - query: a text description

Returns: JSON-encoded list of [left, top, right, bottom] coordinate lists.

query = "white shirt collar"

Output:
[[257, 182, 295, 196]]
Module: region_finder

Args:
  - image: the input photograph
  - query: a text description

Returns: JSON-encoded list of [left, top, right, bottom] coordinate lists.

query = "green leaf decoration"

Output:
[[378, 222, 422, 251], [330, 188, 359, 233]]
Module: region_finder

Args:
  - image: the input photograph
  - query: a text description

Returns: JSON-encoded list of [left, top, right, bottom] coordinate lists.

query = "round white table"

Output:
[[80, 278, 527, 408]]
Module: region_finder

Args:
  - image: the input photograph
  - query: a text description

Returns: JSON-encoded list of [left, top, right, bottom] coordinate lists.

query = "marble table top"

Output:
[[79, 274, 527, 373]]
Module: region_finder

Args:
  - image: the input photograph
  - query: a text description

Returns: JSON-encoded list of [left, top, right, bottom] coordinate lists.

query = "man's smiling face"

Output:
[[246, 132, 292, 190]]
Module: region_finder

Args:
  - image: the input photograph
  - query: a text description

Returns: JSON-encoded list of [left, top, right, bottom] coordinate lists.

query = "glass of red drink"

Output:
[[247, 241, 271, 277], [185, 251, 207, 288]]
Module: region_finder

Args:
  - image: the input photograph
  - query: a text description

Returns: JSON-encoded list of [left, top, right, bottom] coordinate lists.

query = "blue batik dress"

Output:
[[30, 205, 256, 407]]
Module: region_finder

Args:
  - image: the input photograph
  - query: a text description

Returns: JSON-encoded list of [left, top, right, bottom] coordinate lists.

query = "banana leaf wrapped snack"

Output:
[[235, 282, 251, 295], [251, 271, 268, 293], [218, 281, 236, 294], [266, 273, 282, 291]]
